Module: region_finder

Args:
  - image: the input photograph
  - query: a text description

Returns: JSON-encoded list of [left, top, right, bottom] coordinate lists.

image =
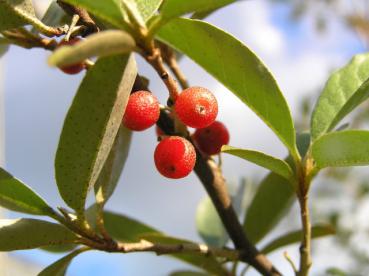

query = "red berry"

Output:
[[154, 136, 196, 179], [123, 91, 160, 131], [174, 86, 218, 128], [58, 38, 85, 74], [193, 121, 230, 155]]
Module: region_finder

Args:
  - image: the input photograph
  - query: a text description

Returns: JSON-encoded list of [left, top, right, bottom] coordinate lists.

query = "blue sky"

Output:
[[0, 0, 366, 275]]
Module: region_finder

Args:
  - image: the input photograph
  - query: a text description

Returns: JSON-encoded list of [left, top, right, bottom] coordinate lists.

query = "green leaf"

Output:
[[136, 0, 162, 21], [311, 53, 369, 141], [0, 0, 36, 31], [157, 19, 298, 157], [95, 126, 132, 205], [242, 132, 311, 243], [195, 196, 227, 247], [48, 30, 136, 68], [243, 173, 294, 243], [38, 248, 87, 276], [0, 219, 77, 251], [222, 146, 293, 180], [0, 168, 54, 216], [55, 54, 137, 213], [100, 210, 225, 275], [312, 130, 369, 168], [0, 37, 9, 57], [191, 0, 237, 20], [158, 0, 236, 26], [261, 224, 335, 254], [62, 0, 128, 30], [170, 271, 208, 276]]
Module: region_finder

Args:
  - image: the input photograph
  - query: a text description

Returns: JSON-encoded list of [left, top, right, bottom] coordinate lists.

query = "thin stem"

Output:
[[297, 193, 312, 276], [284, 251, 298, 274]]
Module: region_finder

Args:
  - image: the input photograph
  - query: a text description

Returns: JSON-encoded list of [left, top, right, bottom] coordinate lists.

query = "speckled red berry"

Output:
[[174, 86, 218, 128], [58, 38, 85, 74], [123, 91, 160, 131], [193, 121, 230, 155], [154, 136, 196, 179]]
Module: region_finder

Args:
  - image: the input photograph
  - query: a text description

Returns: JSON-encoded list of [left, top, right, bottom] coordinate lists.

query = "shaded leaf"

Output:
[[312, 130, 369, 168], [0, 37, 9, 57], [158, 0, 236, 26], [48, 30, 135, 68], [243, 173, 294, 243], [157, 19, 298, 157], [0, 219, 76, 251], [195, 196, 227, 247], [0, 167, 54, 216], [0, 0, 36, 31], [95, 126, 132, 205], [222, 146, 293, 180], [311, 53, 369, 140], [261, 224, 335, 254], [62, 0, 128, 29], [38, 248, 87, 276], [100, 210, 225, 274], [242, 133, 309, 243], [40, 1, 69, 28], [55, 54, 137, 212], [136, 0, 162, 21]]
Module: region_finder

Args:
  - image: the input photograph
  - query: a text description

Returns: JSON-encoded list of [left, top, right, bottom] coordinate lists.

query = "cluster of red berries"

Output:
[[122, 87, 229, 179]]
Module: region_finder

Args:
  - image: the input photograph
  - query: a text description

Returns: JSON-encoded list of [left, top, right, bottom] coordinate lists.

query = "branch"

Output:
[[57, 0, 99, 35], [81, 238, 239, 261]]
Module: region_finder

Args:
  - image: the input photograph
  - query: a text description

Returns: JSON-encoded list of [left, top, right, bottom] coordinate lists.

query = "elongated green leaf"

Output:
[[0, 219, 76, 251], [157, 19, 298, 157], [136, 0, 162, 21], [261, 224, 335, 254], [48, 30, 135, 68], [0, 37, 10, 57], [62, 0, 127, 29], [95, 126, 132, 205], [158, 0, 235, 26], [195, 196, 227, 247], [243, 173, 294, 243], [0, 0, 36, 31], [311, 53, 369, 141], [312, 130, 369, 168], [101, 210, 225, 274], [222, 146, 293, 180], [38, 248, 87, 276], [55, 54, 137, 212], [0, 168, 54, 216]]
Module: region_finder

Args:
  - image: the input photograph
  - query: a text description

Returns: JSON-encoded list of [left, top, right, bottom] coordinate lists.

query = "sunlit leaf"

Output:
[[48, 30, 136, 68], [311, 53, 369, 140], [55, 54, 137, 213], [312, 130, 369, 168], [0, 168, 54, 216], [135, 0, 162, 21], [0, 219, 76, 251], [157, 19, 298, 157], [222, 146, 293, 180]]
